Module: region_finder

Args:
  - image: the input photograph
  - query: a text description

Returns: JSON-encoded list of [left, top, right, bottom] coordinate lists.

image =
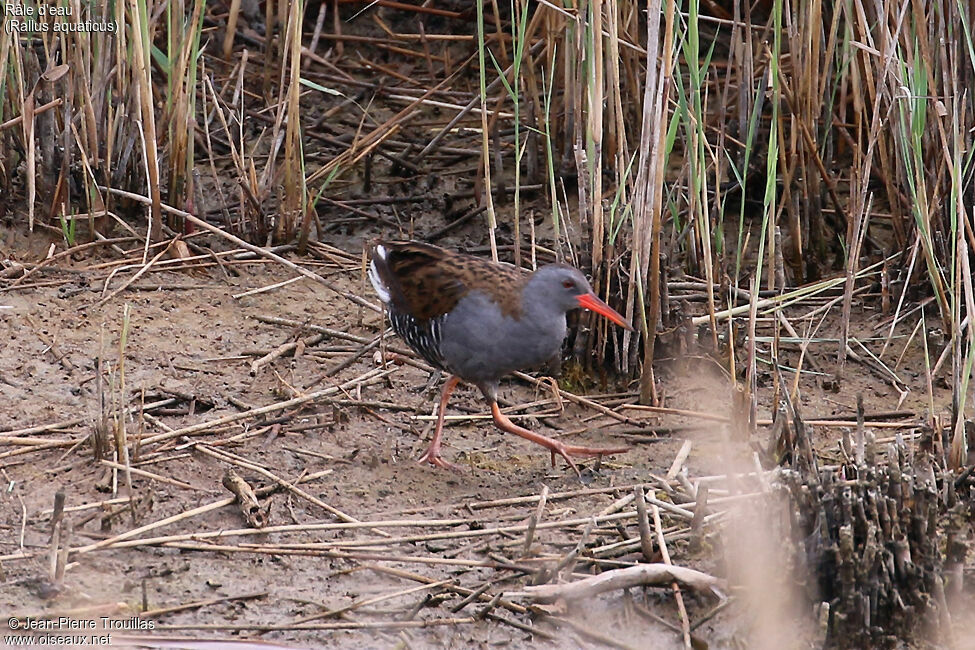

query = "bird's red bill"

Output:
[[576, 292, 633, 330]]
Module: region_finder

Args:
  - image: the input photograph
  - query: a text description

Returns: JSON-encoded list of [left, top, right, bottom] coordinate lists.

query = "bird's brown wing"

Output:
[[374, 240, 526, 320]]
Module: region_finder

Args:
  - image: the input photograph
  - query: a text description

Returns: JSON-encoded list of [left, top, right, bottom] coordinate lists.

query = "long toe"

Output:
[[417, 449, 463, 472], [550, 443, 583, 478], [562, 443, 629, 458], [550, 443, 627, 478]]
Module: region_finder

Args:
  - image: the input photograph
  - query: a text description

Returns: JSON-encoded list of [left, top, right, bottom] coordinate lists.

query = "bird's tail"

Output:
[[368, 244, 392, 305]]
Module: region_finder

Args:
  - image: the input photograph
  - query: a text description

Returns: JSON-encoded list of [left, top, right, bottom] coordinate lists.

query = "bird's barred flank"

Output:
[[390, 311, 446, 370]]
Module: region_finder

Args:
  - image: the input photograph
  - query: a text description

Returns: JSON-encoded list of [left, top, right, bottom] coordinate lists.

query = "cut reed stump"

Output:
[[771, 418, 973, 649]]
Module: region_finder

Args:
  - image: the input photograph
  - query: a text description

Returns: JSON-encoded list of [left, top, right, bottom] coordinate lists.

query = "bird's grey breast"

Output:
[[440, 290, 566, 382]]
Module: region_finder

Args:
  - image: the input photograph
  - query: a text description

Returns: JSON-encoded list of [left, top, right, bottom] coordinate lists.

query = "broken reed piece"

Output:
[[221, 469, 267, 528], [521, 484, 548, 558], [54, 520, 71, 584], [49, 490, 66, 541], [689, 484, 709, 553], [634, 486, 656, 563], [49, 493, 64, 583], [516, 564, 725, 603]]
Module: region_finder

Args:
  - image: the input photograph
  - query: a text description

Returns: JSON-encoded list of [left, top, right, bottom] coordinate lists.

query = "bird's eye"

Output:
[[562, 280, 574, 289]]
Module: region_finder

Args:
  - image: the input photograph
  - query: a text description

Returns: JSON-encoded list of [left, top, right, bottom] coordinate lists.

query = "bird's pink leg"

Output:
[[489, 402, 628, 477], [418, 375, 462, 470]]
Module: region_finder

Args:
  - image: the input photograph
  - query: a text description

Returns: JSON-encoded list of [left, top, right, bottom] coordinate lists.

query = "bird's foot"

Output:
[[417, 375, 463, 471], [417, 446, 463, 472], [548, 441, 629, 478]]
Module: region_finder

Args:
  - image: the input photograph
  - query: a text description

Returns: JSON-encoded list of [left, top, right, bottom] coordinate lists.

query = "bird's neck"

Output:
[[520, 288, 568, 336]]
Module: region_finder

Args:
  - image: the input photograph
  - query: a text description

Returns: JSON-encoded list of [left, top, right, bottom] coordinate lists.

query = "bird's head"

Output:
[[532, 266, 633, 331]]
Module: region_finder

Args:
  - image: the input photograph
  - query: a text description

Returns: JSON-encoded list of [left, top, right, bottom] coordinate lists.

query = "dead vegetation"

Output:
[[1, 0, 974, 648]]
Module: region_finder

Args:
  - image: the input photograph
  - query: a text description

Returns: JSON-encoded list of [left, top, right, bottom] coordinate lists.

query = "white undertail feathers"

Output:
[[368, 244, 391, 305]]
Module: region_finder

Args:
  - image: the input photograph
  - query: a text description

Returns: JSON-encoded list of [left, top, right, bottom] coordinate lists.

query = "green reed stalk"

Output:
[[755, 0, 782, 295], [891, 37, 949, 326], [488, 0, 530, 266], [541, 50, 561, 240], [476, 0, 499, 262]]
